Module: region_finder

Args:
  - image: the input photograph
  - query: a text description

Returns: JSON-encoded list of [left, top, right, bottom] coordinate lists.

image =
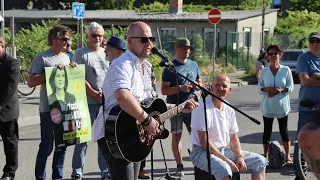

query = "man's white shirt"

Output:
[[93, 50, 154, 142], [190, 96, 239, 148]]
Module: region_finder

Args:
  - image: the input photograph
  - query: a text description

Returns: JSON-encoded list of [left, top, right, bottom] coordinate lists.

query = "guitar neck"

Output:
[[158, 91, 202, 123], [158, 101, 188, 123]]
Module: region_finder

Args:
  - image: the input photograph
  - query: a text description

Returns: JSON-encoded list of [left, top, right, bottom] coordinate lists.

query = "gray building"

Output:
[[3, 2, 278, 56]]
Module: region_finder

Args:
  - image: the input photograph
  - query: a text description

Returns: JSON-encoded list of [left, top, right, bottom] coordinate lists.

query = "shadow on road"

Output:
[[20, 102, 40, 105], [0, 138, 40, 142], [239, 130, 297, 144]]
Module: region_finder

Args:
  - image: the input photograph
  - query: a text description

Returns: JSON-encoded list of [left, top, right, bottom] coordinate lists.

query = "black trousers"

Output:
[[263, 115, 290, 144], [0, 119, 19, 176], [140, 159, 145, 170], [97, 137, 140, 180]]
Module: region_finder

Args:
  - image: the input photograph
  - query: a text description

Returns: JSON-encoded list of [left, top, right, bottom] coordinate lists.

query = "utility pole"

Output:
[[261, 0, 266, 55], [1, 0, 4, 39], [117, 0, 120, 9]]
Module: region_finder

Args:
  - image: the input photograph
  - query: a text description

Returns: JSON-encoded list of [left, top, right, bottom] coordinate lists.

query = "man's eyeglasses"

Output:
[[309, 39, 320, 44], [131, 37, 155, 44], [91, 34, 104, 38], [267, 52, 279, 56]]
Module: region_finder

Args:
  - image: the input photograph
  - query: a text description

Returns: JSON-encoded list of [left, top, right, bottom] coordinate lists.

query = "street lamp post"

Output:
[[1, 0, 4, 39], [261, 0, 266, 55]]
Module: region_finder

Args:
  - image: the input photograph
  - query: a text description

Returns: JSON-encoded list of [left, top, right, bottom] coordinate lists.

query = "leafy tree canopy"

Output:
[[275, 10, 320, 48], [289, 0, 320, 14]]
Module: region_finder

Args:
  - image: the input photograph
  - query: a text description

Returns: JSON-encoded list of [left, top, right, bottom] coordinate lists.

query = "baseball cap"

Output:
[[175, 38, 191, 48], [308, 32, 320, 40], [105, 36, 127, 51]]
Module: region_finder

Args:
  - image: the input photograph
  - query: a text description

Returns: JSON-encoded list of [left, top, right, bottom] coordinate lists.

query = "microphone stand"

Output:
[[159, 60, 260, 180]]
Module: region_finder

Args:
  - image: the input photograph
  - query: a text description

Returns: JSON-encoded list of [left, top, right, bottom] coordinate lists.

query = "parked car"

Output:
[[280, 49, 308, 83]]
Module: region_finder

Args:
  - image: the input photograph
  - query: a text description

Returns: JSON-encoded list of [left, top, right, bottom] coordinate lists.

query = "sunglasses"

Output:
[[268, 52, 279, 56], [309, 39, 320, 44], [131, 36, 155, 43], [59, 37, 70, 42], [91, 34, 104, 38]]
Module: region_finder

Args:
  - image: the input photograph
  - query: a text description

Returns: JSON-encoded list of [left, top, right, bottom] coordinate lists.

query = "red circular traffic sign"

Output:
[[208, 8, 221, 25]]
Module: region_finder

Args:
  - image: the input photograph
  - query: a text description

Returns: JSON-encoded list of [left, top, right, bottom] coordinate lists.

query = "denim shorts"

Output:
[[190, 144, 268, 180], [170, 113, 191, 134]]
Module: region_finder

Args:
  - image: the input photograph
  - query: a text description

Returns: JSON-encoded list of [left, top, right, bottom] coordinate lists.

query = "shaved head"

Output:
[[126, 21, 153, 60], [212, 74, 230, 87], [127, 21, 151, 38], [211, 74, 232, 99]]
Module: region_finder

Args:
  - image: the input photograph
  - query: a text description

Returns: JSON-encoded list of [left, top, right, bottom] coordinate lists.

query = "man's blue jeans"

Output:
[[35, 112, 67, 180], [71, 104, 109, 178]]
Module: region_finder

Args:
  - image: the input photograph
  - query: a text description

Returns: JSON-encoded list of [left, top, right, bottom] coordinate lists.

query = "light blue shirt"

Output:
[[296, 51, 320, 112], [258, 65, 294, 118]]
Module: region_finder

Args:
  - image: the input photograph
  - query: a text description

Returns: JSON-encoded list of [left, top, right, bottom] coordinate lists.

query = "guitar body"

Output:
[[105, 98, 169, 162]]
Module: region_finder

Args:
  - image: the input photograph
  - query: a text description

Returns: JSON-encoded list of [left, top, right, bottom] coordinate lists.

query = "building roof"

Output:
[[4, 9, 278, 22]]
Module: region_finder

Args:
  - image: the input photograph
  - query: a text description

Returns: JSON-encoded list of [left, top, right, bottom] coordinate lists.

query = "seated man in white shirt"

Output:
[[190, 74, 268, 180]]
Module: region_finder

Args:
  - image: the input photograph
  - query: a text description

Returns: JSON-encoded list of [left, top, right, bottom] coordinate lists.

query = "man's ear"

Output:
[[127, 37, 132, 45], [228, 87, 232, 94]]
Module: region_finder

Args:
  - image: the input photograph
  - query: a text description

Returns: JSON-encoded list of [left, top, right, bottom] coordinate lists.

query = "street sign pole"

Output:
[[1, 0, 4, 39], [208, 8, 222, 76], [213, 23, 217, 75], [77, 18, 79, 48]]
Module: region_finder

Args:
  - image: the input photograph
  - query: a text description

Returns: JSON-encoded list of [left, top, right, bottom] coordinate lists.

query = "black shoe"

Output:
[[71, 177, 81, 180], [0, 174, 14, 180], [294, 174, 301, 180]]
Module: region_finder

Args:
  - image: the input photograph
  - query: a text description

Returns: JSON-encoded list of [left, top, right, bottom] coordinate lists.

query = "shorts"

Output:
[[190, 144, 268, 180], [170, 113, 191, 134]]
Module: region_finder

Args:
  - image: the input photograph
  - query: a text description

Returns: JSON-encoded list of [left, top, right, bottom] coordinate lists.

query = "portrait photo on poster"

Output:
[[45, 65, 91, 148]]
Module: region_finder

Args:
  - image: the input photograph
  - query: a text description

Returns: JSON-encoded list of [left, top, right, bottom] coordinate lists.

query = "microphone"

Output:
[[151, 47, 173, 67]]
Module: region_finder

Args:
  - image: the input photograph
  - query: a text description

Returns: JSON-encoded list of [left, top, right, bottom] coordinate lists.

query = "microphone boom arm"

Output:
[[159, 57, 260, 125]]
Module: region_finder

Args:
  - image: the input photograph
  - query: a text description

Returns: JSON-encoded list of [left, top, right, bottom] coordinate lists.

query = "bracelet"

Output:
[[141, 114, 152, 126], [236, 154, 243, 159]]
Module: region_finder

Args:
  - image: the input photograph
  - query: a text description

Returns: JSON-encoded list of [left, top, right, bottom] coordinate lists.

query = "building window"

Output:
[[160, 28, 177, 54], [204, 28, 220, 56], [244, 27, 252, 47]]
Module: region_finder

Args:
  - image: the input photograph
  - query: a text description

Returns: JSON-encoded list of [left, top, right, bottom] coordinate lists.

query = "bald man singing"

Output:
[[93, 21, 198, 180], [190, 75, 268, 180]]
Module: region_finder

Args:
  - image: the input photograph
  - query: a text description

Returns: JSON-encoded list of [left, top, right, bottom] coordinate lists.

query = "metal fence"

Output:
[[225, 31, 252, 69]]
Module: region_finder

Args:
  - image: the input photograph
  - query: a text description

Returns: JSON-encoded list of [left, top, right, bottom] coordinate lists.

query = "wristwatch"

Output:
[[237, 154, 243, 159]]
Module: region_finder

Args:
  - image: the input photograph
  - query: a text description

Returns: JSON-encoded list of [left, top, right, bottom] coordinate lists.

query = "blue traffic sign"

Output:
[[72, 2, 85, 19]]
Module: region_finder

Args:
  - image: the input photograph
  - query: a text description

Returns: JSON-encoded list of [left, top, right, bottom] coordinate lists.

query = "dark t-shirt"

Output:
[[162, 59, 200, 104]]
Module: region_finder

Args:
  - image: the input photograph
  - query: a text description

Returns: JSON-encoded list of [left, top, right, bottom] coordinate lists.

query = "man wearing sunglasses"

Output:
[[295, 32, 320, 180], [27, 24, 75, 180], [93, 21, 199, 180], [161, 37, 202, 176], [71, 22, 109, 180]]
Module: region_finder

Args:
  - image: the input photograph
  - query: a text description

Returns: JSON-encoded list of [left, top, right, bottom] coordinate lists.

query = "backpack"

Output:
[[268, 141, 285, 169]]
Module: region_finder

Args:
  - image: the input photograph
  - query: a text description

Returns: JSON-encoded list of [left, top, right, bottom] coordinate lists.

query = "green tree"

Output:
[[138, 0, 272, 12], [289, 0, 320, 14], [275, 10, 320, 48], [82, 0, 135, 10], [189, 34, 210, 66], [13, 19, 60, 68]]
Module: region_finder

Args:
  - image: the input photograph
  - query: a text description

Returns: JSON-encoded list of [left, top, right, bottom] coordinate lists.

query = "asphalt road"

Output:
[[0, 84, 316, 180]]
